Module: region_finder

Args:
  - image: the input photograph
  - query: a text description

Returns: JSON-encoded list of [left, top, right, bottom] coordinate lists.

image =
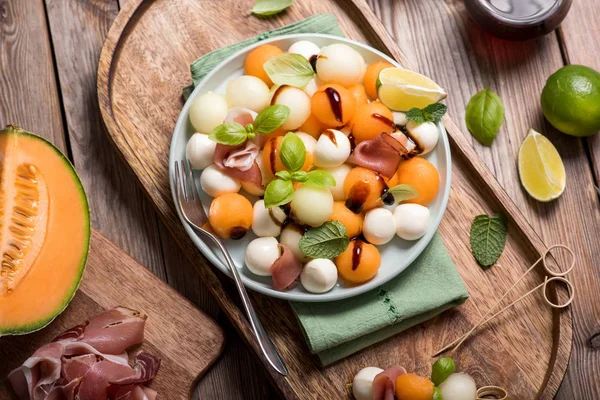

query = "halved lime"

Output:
[[376, 67, 447, 111]]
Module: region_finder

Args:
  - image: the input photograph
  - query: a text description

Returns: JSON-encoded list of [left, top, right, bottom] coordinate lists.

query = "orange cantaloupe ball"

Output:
[[262, 136, 313, 179], [343, 167, 386, 213], [364, 61, 394, 99], [395, 157, 440, 206], [209, 193, 253, 239], [383, 171, 398, 188], [329, 201, 363, 238], [244, 44, 283, 86], [395, 374, 435, 400], [335, 239, 381, 284], [298, 114, 325, 139], [350, 102, 395, 144], [261, 127, 287, 145], [347, 83, 368, 109], [311, 84, 356, 127]]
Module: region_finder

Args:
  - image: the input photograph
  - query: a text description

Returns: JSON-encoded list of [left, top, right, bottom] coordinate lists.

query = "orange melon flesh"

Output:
[[0, 126, 90, 335]]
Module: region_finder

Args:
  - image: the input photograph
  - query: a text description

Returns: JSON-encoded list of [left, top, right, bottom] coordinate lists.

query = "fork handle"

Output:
[[209, 236, 289, 376]]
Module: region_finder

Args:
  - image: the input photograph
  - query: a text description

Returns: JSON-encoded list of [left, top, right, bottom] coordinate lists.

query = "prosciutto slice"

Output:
[[372, 366, 407, 400], [348, 133, 417, 178], [270, 244, 303, 291]]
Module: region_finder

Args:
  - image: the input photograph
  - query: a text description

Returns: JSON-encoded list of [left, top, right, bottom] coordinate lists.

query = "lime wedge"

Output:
[[376, 67, 447, 111], [518, 129, 566, 202]]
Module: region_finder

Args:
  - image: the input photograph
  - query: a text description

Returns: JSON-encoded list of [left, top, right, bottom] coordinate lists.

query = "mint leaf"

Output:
[[303, 170, 336, 188], [279, 132, 306, 172], [251, 0, 294, 16], [208, 122, 247, 145], [264, 53, 315, 88], [264, 179, 294, 208], [431, 357, 455, 386], [465, 88, 504, 146], [470, 214, 507, 268], [299, 221, 349, 259], [406, 108, 425, 124], [254, 105, 290, 134], [406, 103, 447, 124], [386, 184, 418, 203], [275, 170, 291, 180], [291, 170, 308, 182]]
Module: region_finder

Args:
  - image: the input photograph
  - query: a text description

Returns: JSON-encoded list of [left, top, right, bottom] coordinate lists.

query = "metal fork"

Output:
[[174, 160, 288, 376]]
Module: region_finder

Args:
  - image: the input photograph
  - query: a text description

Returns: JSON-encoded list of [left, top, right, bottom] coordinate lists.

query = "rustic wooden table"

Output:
[[2, 0, 599, 398]]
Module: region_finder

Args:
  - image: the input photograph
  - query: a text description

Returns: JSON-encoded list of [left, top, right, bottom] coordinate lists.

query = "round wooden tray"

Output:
[[97, 0, 572, 398]]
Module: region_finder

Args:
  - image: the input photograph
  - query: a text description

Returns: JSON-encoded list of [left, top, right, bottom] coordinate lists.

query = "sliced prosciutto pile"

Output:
[[8, 307, 160, 400], [348, 132, 418, 178], [372, 366, 407, 400]]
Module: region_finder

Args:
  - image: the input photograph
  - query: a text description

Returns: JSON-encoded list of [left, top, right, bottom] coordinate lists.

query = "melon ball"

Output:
[[287, 40, 320, 59], [316, 44, 365, 87], [252, 200, 286, 237], [189, 91, 229, 134], [393, 111, 408, 126], [226, 75, 270, 112], [363, 208, 396, 245], [393, 203, 430, 240], [406, 121, 439, 155], [322, 164, 352, 201], [352, 367, 384, 400], [314, 129, 351, 168], [271, 85, 311, 130], [208, 193, 253, 239], [311, 84, 356, 126], [300, 259, 338, 293], [244, 44, 283, 86], [438, 373, 477, 400], [186, 133, 216, 170], [280, 223, 306, 261], [291, 185, 334, 227], [295, 132, 317, 154], [245, 237, 280, 276], [200, 165, 241, 197], [302, 77, 320, 97], [329, 201, 363, 238], [335, 239, 380, 284]]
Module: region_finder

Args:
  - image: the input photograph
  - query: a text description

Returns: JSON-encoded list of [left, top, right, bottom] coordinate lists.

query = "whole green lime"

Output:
[[541, 65, 600, 137]]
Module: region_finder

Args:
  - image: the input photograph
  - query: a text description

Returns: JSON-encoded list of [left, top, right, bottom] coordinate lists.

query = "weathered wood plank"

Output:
[[366, 0, 600, 398]]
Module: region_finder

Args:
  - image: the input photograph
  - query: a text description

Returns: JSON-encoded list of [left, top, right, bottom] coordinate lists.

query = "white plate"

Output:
[[169, 34, 451, 302]]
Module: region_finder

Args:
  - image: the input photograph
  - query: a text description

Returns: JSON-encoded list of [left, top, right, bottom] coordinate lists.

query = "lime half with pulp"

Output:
[[376, 67, 447, 111]]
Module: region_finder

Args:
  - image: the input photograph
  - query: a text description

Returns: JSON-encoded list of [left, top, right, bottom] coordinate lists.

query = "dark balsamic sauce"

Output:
[[351, 238, 363, 271], [345, 174, 389, 213], [371, 113, 396, 129], [348, 133, 357, 153], [324, 87, 343, 123], [309, 54, 318, 72], [324, 129, 338, 146], [268, 138, 278, 175], [230, 227, 247, 240]]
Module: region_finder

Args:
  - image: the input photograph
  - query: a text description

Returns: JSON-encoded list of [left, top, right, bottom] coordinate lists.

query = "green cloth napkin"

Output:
[[185, 14, 469, 366]]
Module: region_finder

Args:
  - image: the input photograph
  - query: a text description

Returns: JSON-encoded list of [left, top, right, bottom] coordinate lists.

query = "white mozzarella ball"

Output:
[[244, 237, 280, 276], [252, 200, 286, 237], [200, 165, 241, 197], [300, 259, 338, 293], [392, 111, 408, 126], [363, 208, 396, 245], [186, 133, 217, 170], [295, 132, 317, 154], [291, 185, 334, 227], [280, 224, 306, 261], [352, 367, 384, 400], [438, 373, 477, 400], [406, 121, 439, 155], [322, 164, 352, 201], [302, 77, 320, 97], [271, 86, 311, 130], [287, 40, 320, 59], [226, 75, 270, 112], [314, 130, 351, 168], [393, 204, 430, 240], [316, 44, 365, 86], [189, 91, 229, 134]]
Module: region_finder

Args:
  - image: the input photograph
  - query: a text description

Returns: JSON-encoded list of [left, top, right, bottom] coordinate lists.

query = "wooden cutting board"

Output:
[[0, 230, 224, 399], [96, 0, 572, 398]]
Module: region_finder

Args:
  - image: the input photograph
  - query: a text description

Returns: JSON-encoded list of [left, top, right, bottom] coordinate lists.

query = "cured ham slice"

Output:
[[348, 133, 417, 178], [372, 366, 407, 400], [270, 244, 303, 291], [214, 141, 259, 172]]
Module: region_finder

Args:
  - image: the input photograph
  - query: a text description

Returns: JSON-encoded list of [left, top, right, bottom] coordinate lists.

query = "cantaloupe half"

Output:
[[0, 125, 90, 335]]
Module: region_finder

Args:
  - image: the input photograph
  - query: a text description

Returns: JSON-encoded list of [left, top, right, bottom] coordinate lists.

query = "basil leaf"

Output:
[[279, 132, 306, 172], [386, 184, 419, 203], [299, 221, 350, 259], [208, 122, 247, 145], [264, 53, 315, 88], [431, 357, 455, 386], [254, 105, 290, 134], [465, 88, 505, 146], [275, 170, 291, 180], [470, 214, 507, 268], [303, 170, 336, 188], [291, 170, 308, 182], [433, 387, 443, 400], [264, 179, 294, 208], [251, 0, 294, 16]]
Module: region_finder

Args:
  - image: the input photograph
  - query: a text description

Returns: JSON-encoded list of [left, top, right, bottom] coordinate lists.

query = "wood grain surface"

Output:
[[96, 0, 573, 398], [0, 230, 224, 399]]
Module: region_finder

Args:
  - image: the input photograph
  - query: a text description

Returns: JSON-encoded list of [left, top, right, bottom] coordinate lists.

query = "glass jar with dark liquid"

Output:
[[464, 0, 572, 40]]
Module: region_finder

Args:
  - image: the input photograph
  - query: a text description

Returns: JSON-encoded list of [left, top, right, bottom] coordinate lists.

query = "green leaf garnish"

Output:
[[303, 170, 336, 188], [385, 184, 419, 203], [431, 357, 455, 386], [264, 53, 315, 88], [470, 214, 507, 268], [208, 122, 248, 145], [279, 132, 306, 172], [264, 179, 294, 208], [291, 170, 308, 182], [275, 170, 291, 180], [251, 0, 294, 16], [254, 105, 290, 134], [299, 221, 350, 259], [465, 88, 505, 146], [433, 387, 443, 400], [406, 103, 448, 124]]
